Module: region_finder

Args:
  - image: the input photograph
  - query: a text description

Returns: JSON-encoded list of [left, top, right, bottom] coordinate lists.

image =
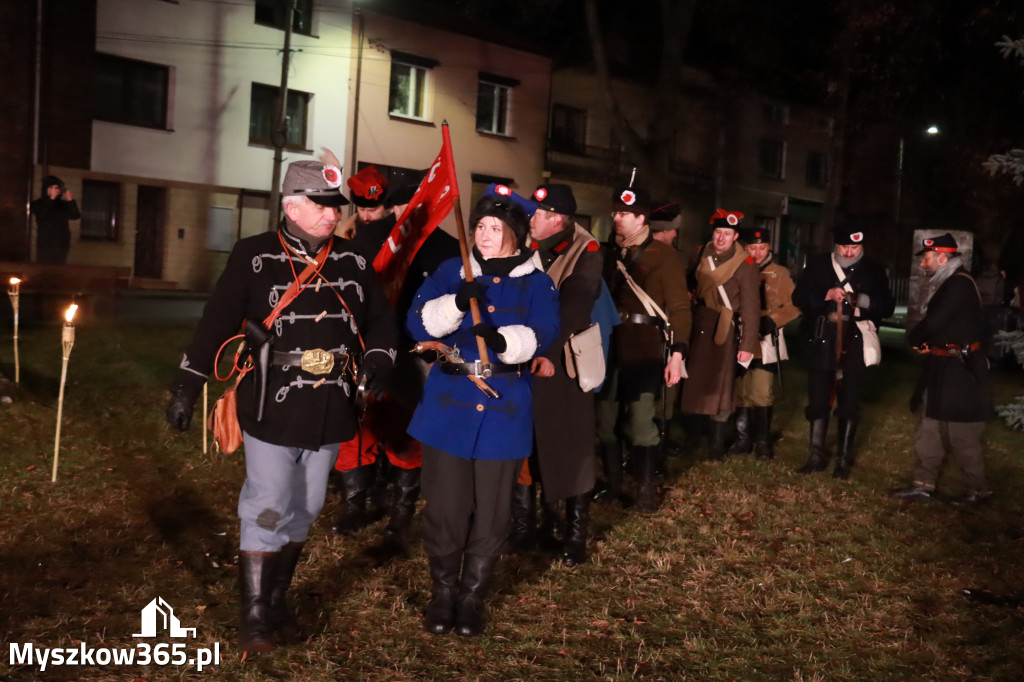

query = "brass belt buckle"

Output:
[[300, 348, 334, 375]]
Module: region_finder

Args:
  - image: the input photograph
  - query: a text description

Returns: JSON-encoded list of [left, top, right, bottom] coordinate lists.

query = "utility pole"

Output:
[[267, 0, 297, 232]]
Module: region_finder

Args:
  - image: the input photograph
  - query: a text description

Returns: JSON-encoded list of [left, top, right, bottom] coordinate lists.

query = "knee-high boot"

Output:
[[423, 552, 462, 635], [238, 551, 278, 653], [797, 418, 830, 474], [384, 467, 421, 538], [594, 441, 624, 502], [454, 554, 498, 637], [269, 542, 304, 643], [728, 408, 753, 455], [634, 445, 659, 513], [561, 493, 590, 567], [708, 420, 729, 462], [506, 483, 536, 553], [752, 406, 773, 460], [331, 463, 374, 535], [833, 419, 858, 480]]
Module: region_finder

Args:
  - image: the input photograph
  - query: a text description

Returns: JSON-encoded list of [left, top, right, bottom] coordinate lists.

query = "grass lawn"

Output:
[[1, 322, 1022, 681]]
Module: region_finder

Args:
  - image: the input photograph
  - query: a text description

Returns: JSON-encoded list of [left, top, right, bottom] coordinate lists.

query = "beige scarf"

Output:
[[695, 243, 748, 344], [615, 226, 650, 256]]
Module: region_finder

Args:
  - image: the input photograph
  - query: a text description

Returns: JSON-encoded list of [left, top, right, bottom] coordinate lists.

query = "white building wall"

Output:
[[93, 0, 353, 190], [347, 12, 551, 220]]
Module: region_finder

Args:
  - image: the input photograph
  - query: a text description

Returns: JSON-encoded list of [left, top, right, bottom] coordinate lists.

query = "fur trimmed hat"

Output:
[[470, 192, 531, 250]]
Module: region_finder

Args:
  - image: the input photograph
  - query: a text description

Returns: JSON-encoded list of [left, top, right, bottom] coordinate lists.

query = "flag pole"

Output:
[[443, 121, 492, 377]]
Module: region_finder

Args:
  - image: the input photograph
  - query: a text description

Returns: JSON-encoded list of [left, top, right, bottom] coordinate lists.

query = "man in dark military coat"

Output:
[[519, 183, 603, 566], [891, 233, 994, 506], [166, 159, 398, 652], [792, 226, 894, 479]]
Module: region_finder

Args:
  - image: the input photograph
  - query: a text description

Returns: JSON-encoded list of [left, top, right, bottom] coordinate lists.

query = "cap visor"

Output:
[[310, 193, 349, 208]]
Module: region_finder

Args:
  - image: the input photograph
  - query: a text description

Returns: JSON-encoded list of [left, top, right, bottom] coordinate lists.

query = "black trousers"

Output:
[[805, 364, 864, 421], [420, 444, 520, 558]]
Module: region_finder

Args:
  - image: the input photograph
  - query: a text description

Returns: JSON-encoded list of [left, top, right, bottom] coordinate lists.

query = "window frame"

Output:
[[805, 151, 829, 187], [388, 52, 437, 122], [476, 72, 518, 137], [248, 82, 312, 150], [549, 103, 587, 154], [94, 53, 170, 130], [79, 179, 121, 242], [758, 137, 786, 179], [254, 0, 313, 35]]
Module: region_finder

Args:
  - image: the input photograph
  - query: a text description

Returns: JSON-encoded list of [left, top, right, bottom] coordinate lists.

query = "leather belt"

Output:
[[621, 312, 666, 329], [439, 361, 525, 377], [928, 342, 980, 357], [272, 349, 349, 375]]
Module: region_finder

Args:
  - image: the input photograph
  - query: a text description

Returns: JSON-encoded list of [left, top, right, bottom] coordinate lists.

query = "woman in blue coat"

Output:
[[407, 192, 559, 637]]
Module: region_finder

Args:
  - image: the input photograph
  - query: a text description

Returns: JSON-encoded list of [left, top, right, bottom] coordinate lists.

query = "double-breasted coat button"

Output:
[[476, 404, 485, 412], [487, 305, 495, 313], [492, 277, 501, 284]]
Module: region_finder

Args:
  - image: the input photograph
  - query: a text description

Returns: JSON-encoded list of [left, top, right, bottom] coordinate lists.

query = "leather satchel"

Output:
[[209, 373, 244, 454], [563, 322, 605, 393]]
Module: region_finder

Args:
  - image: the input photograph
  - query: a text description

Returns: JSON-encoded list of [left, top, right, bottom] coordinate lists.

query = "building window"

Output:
[[476, 73, 518, 136], [94, 54, 169, 129], [762, 102, 789, 125], [549, 103, 586, 154], [389, 52, 437, 120], [806, 151, 829, 187], [249, 83, 310, 149], [254, 0, 312, 34], [80, 180, 120, 242], [759, 138, 785, 179]]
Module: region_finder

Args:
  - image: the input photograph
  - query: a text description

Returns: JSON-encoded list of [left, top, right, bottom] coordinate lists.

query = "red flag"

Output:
[[373, 124, 459, 302]]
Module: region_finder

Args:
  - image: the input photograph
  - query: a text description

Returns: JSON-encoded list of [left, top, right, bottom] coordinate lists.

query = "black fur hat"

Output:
[[469, 193, 531, 250]]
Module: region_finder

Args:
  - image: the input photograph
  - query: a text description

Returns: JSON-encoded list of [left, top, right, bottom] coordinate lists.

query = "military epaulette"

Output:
[[554, 241, 569, 253], [586, 241, 599, 252]]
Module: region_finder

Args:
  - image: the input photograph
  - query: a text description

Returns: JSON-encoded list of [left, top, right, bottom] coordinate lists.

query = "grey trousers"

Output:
[[420, 444, 520, 558], [912, 410, 988, 494], [237, 432, 339, 551]]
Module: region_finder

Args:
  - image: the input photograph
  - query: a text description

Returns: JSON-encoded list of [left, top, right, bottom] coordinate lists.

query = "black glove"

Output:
[[357, 351, 395, 399], [455, 280, 485, 312], [166, 386, 197, 432], [469, 323, 507, 353], [759, 315, 777, 336]]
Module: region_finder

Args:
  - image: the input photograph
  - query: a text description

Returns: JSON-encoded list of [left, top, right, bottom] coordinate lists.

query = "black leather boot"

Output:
[[454, 554, 498, 637], [536, 494, 561, 551], [707, 420, 729, 462], [506, 483, 536, 553], [384, 467, 421, 538], [727, 408, 752, 455], [269, 542, 303, 643], [331, 464, 374, 535], [561, 494, 590, 567], [594, 441, 624, 502], [752, 406, 773, 460], [797, 418, 830, 474], [634, 446, 659, 513], [832, 419, 857, 480], [238, 551, 277, 653], [424, 552, 462, 635]]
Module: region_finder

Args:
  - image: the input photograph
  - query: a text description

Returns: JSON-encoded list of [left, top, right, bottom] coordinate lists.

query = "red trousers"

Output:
[[334, 397, 422, 472]]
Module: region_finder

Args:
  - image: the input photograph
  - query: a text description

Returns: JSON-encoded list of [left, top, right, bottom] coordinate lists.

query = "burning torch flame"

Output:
[[65, 304, 78, 324], [9, 277, 20, 286]]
